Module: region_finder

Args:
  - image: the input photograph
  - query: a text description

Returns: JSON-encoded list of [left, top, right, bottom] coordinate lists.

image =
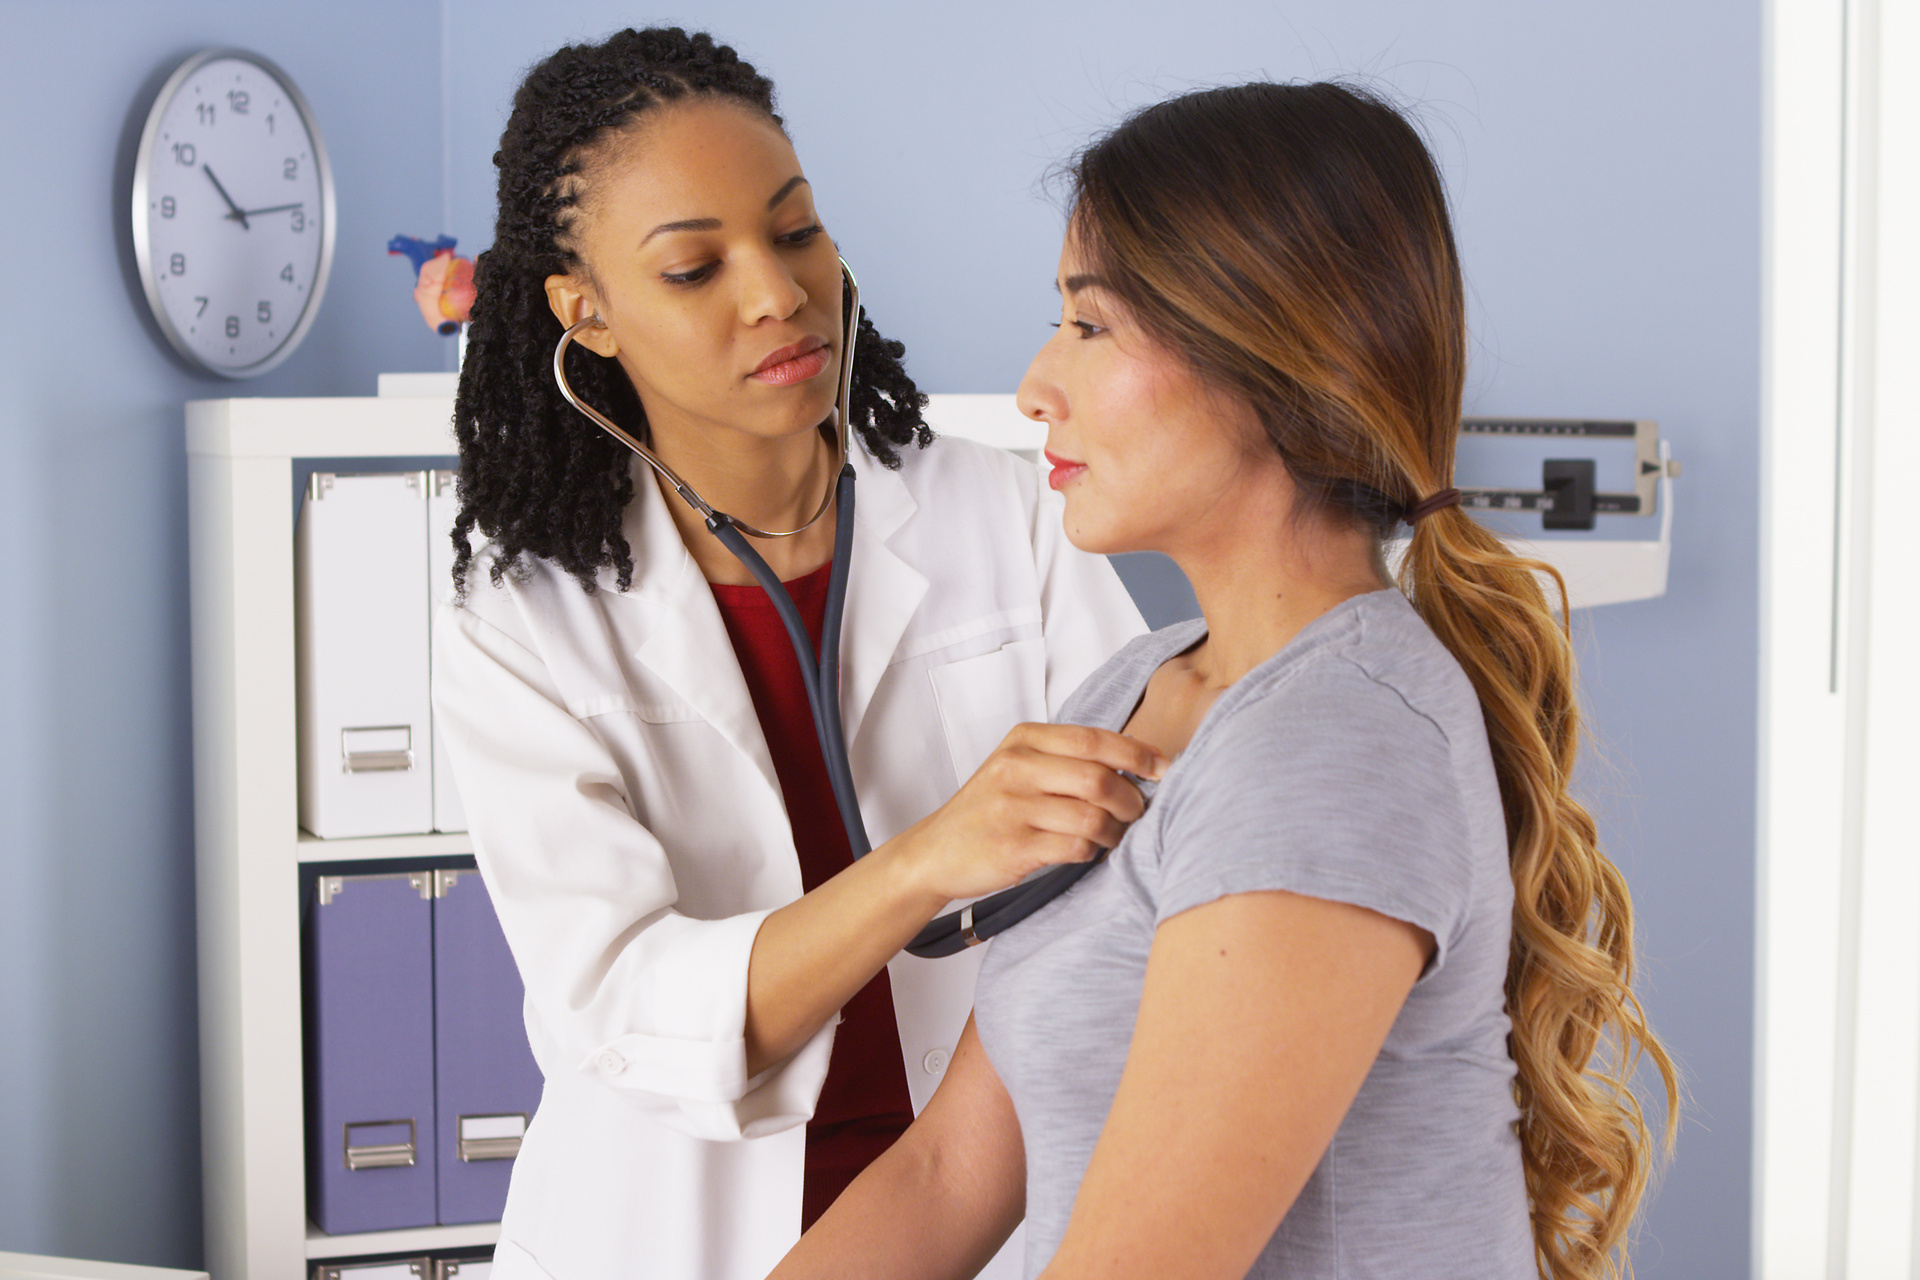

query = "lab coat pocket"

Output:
[[927, 638, 1047, 786]]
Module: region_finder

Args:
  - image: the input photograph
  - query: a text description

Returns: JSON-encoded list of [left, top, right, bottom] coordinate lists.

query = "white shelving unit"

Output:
[[186, 396, 490, 1280]]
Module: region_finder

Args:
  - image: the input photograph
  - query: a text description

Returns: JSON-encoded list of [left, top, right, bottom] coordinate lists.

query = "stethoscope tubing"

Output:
[[703, 467, 870, 864]]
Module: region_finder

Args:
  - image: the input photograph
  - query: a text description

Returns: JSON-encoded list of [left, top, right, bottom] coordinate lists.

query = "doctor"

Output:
[[432, 28, 1149, 1280]]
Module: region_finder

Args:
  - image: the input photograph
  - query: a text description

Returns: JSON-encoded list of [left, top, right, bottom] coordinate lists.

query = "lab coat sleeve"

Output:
[[432, 602, 833, 1142], [1020, 469, 1150, 713]]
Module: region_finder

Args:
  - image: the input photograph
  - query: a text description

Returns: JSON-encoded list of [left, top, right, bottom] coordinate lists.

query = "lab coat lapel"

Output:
[[621, 469, 781, 797], [840, 454, 928, 753]]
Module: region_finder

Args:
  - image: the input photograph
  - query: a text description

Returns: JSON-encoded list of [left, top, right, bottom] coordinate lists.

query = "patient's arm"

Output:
[[1040, 889, 1429, 1280], [769, 1014, 1027, 1280]]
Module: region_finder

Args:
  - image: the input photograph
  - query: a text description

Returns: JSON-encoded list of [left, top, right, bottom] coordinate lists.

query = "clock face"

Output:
[[132, 50, 335, 378]]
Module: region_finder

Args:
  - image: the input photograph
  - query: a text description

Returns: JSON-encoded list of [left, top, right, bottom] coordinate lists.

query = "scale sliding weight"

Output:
[[1390, 417, 1682, 611], [1457, 417, 1679, 530]]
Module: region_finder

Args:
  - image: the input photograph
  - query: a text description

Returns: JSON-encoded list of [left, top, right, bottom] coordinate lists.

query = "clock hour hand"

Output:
[[231, 202, 305, 219], [201, 165, 251, 231]]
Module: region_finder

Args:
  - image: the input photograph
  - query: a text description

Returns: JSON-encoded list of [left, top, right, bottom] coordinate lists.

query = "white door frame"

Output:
[[1757, 1, 1920, 1275]]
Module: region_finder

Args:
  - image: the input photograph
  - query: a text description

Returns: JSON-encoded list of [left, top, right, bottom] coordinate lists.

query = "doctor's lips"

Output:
[[750, 337, 832, 385], [1044, 450, 1087, 490]]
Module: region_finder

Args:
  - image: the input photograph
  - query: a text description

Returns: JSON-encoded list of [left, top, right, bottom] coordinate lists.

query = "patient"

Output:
[[771, 81, 1676, 1280]]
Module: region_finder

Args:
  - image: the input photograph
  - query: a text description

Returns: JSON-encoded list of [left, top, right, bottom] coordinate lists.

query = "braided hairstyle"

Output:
[[451, 27, 929, 595]]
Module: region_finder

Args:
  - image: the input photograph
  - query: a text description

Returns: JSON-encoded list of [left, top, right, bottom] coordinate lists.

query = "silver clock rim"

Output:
[[131, 47, 338, 380]]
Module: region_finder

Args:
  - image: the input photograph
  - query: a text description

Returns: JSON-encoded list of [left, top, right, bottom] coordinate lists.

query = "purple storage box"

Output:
[[432, 869, 543, 1225], [304, 871, 438, 1234]]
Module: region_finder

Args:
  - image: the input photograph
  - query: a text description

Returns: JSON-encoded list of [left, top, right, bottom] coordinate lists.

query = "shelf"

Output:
[[187, 396, 458, 461], [296, 831, 474, 863], [305, 1221, 498, 1260]]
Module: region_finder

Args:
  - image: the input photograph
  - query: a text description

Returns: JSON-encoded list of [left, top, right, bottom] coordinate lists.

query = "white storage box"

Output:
[[426, 468, 468, 833], [296, 471, 435, 837]]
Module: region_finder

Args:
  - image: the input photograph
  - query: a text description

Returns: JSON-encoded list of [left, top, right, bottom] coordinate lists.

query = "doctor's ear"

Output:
[[544, 274, 619, 358]]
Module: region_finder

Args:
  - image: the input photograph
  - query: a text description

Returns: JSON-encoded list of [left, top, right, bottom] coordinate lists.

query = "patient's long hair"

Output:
[[1067, 81, 1677, 1280]]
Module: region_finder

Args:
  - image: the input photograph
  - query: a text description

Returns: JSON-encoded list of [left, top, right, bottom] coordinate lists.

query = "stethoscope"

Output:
[[553, 258, 1094, 959]]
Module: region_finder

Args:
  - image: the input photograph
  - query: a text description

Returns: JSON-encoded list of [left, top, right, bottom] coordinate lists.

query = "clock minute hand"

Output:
[[201, 165, 250, 231]]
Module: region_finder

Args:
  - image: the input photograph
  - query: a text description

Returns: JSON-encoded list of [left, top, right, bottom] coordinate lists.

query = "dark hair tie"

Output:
[[1404, 488, 1461, 525]]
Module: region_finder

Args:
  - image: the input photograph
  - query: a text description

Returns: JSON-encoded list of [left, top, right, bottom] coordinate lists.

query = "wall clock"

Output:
[[132, 48, 336, 378]]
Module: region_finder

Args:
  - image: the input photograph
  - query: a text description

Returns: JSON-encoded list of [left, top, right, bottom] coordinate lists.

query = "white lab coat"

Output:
[[434, 434, 1144, 1280]]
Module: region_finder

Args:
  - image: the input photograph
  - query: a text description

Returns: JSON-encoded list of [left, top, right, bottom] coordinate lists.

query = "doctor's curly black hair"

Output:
[[450, 27, 930, 595]]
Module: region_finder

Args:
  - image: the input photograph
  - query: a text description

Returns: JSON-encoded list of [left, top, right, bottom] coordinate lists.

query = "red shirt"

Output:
[[710, 563, 916, 1229]]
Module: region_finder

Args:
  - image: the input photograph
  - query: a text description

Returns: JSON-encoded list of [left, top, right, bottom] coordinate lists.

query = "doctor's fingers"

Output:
[[1015, 792, 1132, 857], [976, 747, 1149, 825], [996, 722, 1169, 785]]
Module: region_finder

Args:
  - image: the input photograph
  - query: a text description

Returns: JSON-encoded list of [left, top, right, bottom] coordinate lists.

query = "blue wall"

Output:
[[0, 0, 451, 1267], [0, 1, 1756, 1273]]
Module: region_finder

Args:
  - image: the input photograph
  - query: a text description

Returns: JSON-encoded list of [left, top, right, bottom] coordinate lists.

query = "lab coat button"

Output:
[[922, 1048, 950, 1076], [595, 1050, 627, 1075]]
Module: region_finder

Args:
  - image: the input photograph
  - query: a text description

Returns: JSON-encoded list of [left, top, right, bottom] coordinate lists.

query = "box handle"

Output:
[[341, 725, 414, 774], [344, 1118, 417, 1170]]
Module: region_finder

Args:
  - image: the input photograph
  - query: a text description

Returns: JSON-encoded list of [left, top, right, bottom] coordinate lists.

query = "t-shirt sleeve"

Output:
[[1152, 659, 1478, 977]]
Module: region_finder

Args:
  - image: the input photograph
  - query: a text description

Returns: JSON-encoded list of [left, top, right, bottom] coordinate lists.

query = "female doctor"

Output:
[[431, 27, 1149, 1280]]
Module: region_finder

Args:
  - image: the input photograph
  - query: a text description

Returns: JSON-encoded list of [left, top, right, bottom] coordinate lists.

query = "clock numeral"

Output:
[[196, 103, 216, 127], [280, 263, 295, 283], [290, 209, 306, 233], [169, 253, 187, 276], [160, 196, 175, 219], [171, 142, 196, 166], [283, 157, 299, 181], [257, 302, 273, 324], [194, 297, 209, 318], [226, 316, 241, 339], [227, 90, 250, 115]]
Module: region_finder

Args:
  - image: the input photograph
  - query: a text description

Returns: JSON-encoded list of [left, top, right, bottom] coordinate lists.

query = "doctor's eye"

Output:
[[661, 262, 719, 286]]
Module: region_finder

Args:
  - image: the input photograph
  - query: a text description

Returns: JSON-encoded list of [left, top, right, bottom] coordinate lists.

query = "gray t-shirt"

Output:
[[974, 589, 1535, 1279]]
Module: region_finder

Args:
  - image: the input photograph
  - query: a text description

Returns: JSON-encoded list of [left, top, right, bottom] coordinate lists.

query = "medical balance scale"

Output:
[[1440, 415, 1681, 610]]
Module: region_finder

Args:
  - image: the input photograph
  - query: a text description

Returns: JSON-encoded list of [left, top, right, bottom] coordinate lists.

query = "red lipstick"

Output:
[[1044, 450, 1087, 490], [751, 338, 831, 385]]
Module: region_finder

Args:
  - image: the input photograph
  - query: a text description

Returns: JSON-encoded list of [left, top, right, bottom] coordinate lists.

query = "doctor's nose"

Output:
[[739, 251, 808, 326]]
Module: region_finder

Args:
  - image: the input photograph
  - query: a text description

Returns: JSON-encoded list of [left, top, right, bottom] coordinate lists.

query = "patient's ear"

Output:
[[544, 274, 619, 358]]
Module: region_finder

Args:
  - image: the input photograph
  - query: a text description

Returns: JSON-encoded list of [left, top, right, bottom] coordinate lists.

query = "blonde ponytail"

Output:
[[1403, 509, 1678, 1280]]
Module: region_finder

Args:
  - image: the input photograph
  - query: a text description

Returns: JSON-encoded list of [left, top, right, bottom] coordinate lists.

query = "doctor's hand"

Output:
[[745, 724, 1164, 1075], [888, 723, 1168, 903]]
